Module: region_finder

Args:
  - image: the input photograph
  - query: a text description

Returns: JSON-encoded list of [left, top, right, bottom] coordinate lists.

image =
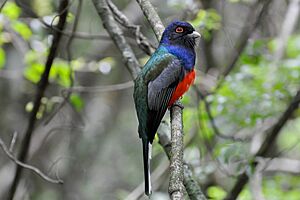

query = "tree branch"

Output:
[[221, 0, 273, 78], [225, 89, 300, 200], [107, 0, 155, 55], [7, 1, 69, 199], [0, 137, 63, 184], [158, 122, 207, 200], [136, 0, 165, 40], [273, 0, 300, 62], [92, 0, 140, 79], [169, 102, 185, 199]]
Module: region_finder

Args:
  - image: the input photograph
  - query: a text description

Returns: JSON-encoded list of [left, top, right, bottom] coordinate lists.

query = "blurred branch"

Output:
[[41, 20, 111, 40], [0, 0, 8, 12], [7, 1, 69, 199], [249, 161, 265, 200], [107, 0, 155, 55], [221, 0, 273, 78], [273, 0, 300, 62], [158, 122, 207, 200], [0, 137, 63, 184], [225, 89, 300, 200], [92, 0, 140, 79], [125, 160, 169, 200], [194, 87, 245, 141], [65, 80, 133, 93], [9, 131, 18, 152], [14, 0, 111, 41], [44, 0, 82, 125], [264, 157, 300, 173]]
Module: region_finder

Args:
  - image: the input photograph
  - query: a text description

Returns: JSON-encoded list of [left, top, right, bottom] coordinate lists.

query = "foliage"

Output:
[[190, 9, 221, 40]]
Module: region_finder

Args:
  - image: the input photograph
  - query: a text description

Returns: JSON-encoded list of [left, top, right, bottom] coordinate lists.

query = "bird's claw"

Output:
[[173, 100, 184, 109]]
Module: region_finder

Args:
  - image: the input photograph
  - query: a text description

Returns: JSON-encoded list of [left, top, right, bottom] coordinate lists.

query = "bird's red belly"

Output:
[[168, 69, 195, 107]]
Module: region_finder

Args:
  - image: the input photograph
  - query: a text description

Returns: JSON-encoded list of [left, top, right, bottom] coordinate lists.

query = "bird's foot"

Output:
[[173, 100, 184, 109]]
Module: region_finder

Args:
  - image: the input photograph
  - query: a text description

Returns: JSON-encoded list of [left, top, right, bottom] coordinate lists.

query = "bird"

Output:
[[133, 20, 200, 196]]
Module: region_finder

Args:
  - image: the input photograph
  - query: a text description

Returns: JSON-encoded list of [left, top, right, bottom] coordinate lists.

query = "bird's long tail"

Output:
[[142, 139, 152, 196]]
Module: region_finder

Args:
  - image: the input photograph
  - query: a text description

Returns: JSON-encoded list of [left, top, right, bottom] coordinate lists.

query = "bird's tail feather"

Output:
[[142, 140, 152, 196]]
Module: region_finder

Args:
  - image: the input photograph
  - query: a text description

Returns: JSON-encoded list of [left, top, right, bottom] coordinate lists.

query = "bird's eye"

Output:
[[175, 26, 184, 33]]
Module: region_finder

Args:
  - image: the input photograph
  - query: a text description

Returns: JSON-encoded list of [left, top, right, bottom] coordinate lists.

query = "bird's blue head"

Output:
[[160, 21, 200, 50], [159, 21, 200, 70]]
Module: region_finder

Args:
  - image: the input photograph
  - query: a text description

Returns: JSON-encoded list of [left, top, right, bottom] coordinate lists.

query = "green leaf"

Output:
[[70, 94, 84, 112], [24, 63, 44, 83], [11, 21, 32, 40], [51, 60, 72, 87], [32, 0, 53, 16], [207, 186, 226, 200], [190, 9, 221, 40], [2, 2, 21, 20], [0, 48, 6, 69]]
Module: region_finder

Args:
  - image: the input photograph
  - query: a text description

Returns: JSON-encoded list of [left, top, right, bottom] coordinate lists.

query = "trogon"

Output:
[[133, 21, 200, 196]]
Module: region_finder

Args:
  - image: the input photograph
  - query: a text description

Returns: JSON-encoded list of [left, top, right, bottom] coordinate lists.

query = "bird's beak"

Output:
[[189, 31, 201, 38]]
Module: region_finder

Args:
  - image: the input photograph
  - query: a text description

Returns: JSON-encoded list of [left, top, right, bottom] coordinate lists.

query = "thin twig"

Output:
[[40, 19, 111, 40], [0, 137, 63, 184], [107, 0, 155, 55], [9, 131, 18, 152], [7, 1, 69, 199], [124, 160, 169, 200], [65, 81, 133, 93], [194, 87, 245, 141]]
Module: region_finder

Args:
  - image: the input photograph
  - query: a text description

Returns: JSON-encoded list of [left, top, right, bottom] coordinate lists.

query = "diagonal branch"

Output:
[[224, 89, 300, 200], [92, 0, 140, 79], [221, 0, 273, 78], [107, 0, 155, 55], [7, 1, 69, 199], [136, 0, 165, 40]]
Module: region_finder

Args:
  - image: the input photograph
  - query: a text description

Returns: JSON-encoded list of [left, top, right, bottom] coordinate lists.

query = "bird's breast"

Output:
[[168, 69, 195, 107]]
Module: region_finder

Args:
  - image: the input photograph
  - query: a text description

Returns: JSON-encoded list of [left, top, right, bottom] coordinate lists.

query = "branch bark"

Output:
[[107, 0, 155, 55], [136, 0, 165, 40], [158, 122, 207, 200], [169, 102, 185, 199], [224, 89, 300, 200], [7, 1, 69, 199], [92, 0, 140, 79]]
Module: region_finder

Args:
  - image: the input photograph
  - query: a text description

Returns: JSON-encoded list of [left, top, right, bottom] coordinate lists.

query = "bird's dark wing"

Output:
[[146, 56, 183, 142]]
